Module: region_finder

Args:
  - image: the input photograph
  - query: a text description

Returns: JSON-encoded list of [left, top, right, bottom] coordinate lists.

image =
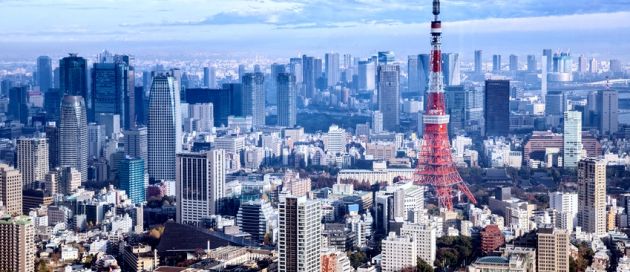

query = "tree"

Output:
[[263, 232, 272, 245], [347, 251, 368, 268], [37, 260, 50, 272], [417, 257, 434, 272]]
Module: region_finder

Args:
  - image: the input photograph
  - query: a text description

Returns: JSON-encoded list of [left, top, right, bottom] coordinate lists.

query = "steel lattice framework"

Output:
[[414, 0, 477, 211]]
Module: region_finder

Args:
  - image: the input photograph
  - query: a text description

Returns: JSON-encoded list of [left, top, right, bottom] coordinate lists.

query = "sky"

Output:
[[0, 0, 630, 60]]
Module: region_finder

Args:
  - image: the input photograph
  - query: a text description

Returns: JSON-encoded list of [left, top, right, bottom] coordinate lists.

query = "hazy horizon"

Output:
[[0, 0, 629, 61]]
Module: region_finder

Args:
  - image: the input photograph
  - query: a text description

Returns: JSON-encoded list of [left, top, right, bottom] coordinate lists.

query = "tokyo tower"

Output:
[[414, 0, 477, 210]]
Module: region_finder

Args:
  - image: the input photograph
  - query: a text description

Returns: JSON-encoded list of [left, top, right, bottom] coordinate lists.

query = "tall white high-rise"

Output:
[[176, 149, 225, 225], [87, 123, 105, 160], [577, 158, 607, 236], [358, 59, 376, 91], [400, 222, 436, 265], [16, 138, 49, 190], [278, 195, 321, 272], [381, 232, 417, 272], [549, 192, 578, 232], [563, 111, 582, 168], [59, 95, 88, 182], [203, 66, 216, 88], [148, 74, 182, 181], [324, 125, 346, 155], [325, 52, 340, 87], [372, 111, 383, 134]]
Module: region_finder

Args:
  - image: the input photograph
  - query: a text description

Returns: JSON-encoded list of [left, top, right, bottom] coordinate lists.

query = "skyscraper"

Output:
[[0, 215, 35, 272], [302, 55, 316, 98], [509, 54, 518, 71], [8, 86, 28, 124], [492, 55, 501, 72], [577, 55, 589, 73], [278, 195, 321, 272], [378, 51, 395, 64], [91, 59, 133, 127], [563, 111, 582, 169], [577, 158, 606, 236], [549, 192, 578, 231], [325, 53, 340, 87], [242, 72, 265, 127], [37, 56, 53, 93], [123, 126, 148, 171], [277, 73, 297, 127], [148, 74, 182, 181], [269, 64, 286, 105], [407, 55, 419, 94], [527, 55, 537, 73], [203, 66, 216, 88], [589, 58, 598, 73], [377, 64, 400, 132], [484, 80, 510, 136], [45, 123, 59, 170], [441, 53, 460, 86], [543, 49, 553, 72], [0, 164, 23, 215], [59, 54, 89, 101], [176, 150, 226, 225], [537, 228, 569, 272], [372, 111, 383, 134], [474, 50, 483, 74], [445, 85, 466, 135], [545, 91, 565, 116], [596, 89, 618, 135], [16, 138, 49, 190], [418, 54, 430, 98], [357, 59, 376, 91], [186, 103, 214, 132], [118, 157, 145, 204], [59, 95, 88, 182], [87, 123, 105, 160]]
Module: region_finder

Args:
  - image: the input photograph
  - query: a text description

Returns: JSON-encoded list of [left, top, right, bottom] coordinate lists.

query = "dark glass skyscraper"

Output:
[[8, 86, 28, 124], [277, 73, 297, 127], [484, 80, 510, 136], [302, 55, 316, 98], [91, 58, 133, 127], [37, 56, 53, 93], [59, 54, 89, 100]]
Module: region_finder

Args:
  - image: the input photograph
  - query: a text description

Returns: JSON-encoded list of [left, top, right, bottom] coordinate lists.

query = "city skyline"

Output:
[[0, 1, 630, 60]]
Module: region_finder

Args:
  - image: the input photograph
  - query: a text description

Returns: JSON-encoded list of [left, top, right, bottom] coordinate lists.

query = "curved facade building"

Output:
[[59, 95, 88, 182], [148, 74, 181, 181]]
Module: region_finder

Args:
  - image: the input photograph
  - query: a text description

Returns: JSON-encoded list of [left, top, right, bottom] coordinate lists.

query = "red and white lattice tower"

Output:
[[414, 0, 477, 211]]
